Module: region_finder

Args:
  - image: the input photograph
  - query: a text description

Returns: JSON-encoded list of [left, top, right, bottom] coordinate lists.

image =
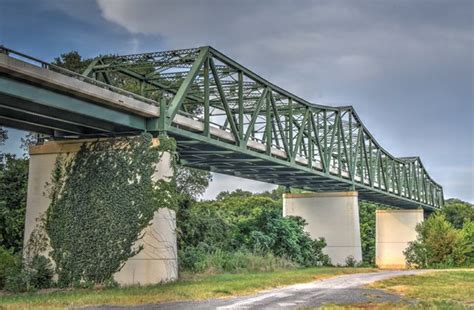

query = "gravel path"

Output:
[[88, 270, 429, 310]]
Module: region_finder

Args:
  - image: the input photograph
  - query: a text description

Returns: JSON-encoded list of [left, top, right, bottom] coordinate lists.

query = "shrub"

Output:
[[4, 255, 53, 292], [178, 194, 330, 271], [461, 220, 474, 263], [404, 213, 472, 268], [0, 246, 16, 288], [237, 209, 330, 267], [345, 255, 358, 267], [179, 247, 296, 273], [28, 255, 53, 289], [4, 264, 31, 292]]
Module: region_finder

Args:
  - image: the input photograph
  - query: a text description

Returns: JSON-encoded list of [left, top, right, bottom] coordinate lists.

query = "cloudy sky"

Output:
[[0, 0, 472, 202]]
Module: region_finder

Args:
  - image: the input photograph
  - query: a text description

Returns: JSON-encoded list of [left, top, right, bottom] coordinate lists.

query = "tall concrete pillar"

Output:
[[23, 139, 178, 285], [376, 209, 423, 269], [283, 192, 362, 265]]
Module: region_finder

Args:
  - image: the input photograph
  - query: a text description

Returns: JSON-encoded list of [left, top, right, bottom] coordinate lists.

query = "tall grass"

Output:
[[183, 250, 297, 273]]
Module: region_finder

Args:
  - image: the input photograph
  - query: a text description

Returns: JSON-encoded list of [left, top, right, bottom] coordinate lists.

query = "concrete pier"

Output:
[[283, 192, 362, 265], [23, 139, 178, 285], [375, 209, 424, 269]]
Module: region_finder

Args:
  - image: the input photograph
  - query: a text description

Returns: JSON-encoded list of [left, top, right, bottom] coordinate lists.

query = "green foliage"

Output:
[[359, 201, 377, 264], [4, 255, 53, 293], [216, 189, 253, 201], [0, 246, 16, 288], [441, 199, 474, 229], [176, 165, 212, 201], [45, 134, 177, 286], [0, 154, 29, 253], [461, 220, 474, 261], [28, 255, 53, 289], [0, 127, 6, 162], [180, 249, 296, 273], [404, 213, 473, 268], [344, 255, 358, 267], [178, 191, 329, 272], [52, 51, 92, 74]]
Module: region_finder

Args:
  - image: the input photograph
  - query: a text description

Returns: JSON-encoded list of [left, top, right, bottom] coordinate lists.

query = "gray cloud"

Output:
[[96, 0, 473, 201]]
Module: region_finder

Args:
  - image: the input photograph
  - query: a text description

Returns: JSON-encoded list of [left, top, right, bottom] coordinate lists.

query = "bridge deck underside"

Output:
[[171, 130, 433, 210], [0, 91, 140, 136]]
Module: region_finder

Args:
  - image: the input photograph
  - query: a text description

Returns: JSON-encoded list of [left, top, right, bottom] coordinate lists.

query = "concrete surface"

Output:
[[283, 192, 362, 265], [0, 53, 159, 117], [85, 270, 429, 310], [114, 208, 178, 285], [376, 209, 424, 269], [24, 138, 178, 286]]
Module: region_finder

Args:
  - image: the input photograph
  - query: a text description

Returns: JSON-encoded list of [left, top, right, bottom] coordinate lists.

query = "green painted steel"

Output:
[[0, 77, 147, 131], [0, 46, 443, 210]]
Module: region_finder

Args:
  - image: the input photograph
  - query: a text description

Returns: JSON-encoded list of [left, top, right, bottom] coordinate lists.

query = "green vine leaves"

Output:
[[44, 133, 177, 286]]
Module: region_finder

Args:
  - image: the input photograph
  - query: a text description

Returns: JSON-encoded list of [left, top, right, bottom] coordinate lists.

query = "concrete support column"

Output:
[[376, 209, 423, 269], [283, 192, 362, 265], [23, 139, 178, 286]]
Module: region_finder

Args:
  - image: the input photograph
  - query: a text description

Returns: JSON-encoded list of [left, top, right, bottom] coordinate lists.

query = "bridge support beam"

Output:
[[23, 139, 178, 285], [375, 209, 423, 269], [283, 192, 362, 265]]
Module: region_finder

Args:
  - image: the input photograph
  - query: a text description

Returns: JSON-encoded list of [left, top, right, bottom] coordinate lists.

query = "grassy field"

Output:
[[369, 270, 474, 306], [321, 269, 474, 309], [0, 267, 375, 309]]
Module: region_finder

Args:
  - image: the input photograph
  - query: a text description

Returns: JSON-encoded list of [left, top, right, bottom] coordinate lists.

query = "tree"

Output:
[[359, 201, 377, 264], [0, 154, 29, 252], [0, 127, 6, 144], [0, 127, 7, 161], [175, 166, 212, 201], [404, 213, 472, 268], [52, 51, 92, 74], [216, 189, 253, 200], [441, 199, 474, 229]]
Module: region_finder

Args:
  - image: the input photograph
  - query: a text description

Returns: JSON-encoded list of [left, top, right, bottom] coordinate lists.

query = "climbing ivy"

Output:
[[45, 133, 177, 286]]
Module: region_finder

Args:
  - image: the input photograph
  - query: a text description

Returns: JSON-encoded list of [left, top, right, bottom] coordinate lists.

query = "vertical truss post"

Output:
[[308, 110, 314, 169], [265, 90, 272, 154], [158, 98, 168, 134], [203, 57, 210, 137], [288, 98, 293, 156], [238, 71, 244, 142]]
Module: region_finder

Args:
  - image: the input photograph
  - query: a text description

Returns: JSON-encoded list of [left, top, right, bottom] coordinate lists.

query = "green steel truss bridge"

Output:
[[0, 46, 443, 210]]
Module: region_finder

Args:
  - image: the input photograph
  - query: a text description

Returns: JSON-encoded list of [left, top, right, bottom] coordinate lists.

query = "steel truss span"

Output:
[[0, 46, 443, 210]]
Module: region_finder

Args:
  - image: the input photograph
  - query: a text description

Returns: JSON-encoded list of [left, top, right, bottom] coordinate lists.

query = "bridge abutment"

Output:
[[23, 139, 178, 285], [282, 192, 362, 265], [375, 209, 423, 269]]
